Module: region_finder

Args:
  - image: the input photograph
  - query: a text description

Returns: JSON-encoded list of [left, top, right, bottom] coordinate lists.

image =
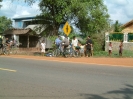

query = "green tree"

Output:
[[23, 0, 110, 36], [13, 0, 110, 51], [0, 16, 12, 34], [114, 20, 122, 32], [14, 0, 110, 36], [0, 0, 2, 8], [77, 0, 110, 35]]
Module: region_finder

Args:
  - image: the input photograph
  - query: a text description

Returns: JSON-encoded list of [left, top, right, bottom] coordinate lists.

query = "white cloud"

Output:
[[124, 0, 133, 18], [0, 0, 40, 19], [105, 0, 128, 6], [13, 14, 19, 18], [22, 10, 30, 16], [104, 0, 133, 24], [1, 0, 133, 25]]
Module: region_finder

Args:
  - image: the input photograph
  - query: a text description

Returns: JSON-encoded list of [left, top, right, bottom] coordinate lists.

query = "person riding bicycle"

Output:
[[54, 35, 62, 56], [55, 35, 62, 50], [61, 35, 69, 57], [2, 38, 10, 55]]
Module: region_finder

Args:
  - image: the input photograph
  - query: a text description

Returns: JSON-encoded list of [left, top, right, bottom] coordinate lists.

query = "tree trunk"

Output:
[[53, 25, 59, 36], [27, 35, 29, 48]]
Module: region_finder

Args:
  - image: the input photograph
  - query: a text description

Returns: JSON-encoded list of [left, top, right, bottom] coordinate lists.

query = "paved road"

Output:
[[0, 56, 133, 99]]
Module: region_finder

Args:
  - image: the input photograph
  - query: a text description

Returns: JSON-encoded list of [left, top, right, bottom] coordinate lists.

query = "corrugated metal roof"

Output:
[[12, 16, 36, 20], [25, 24, 46, 34], [22, 19, 33, 21], [3, 28, 36, 35]]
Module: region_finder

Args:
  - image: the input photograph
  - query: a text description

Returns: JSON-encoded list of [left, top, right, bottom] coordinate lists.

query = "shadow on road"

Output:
[[80, 84, 133, 99]]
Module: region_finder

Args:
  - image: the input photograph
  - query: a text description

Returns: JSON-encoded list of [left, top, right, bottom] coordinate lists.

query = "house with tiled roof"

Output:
[[105, 19, 133, 51], [122, 20, 133, 33]]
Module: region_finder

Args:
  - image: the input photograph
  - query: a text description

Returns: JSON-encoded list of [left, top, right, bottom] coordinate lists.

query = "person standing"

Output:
[[41, 40, 46, 56], [72, 36, 78, 49], [108, 42, 113, 56], [90, 44, 93, 57], [72, 36, 78, 56], [119, 40, 123, 57], [79, 43, 85, 57], [85, 36, 92, 57], [69, 39, 73, 56]]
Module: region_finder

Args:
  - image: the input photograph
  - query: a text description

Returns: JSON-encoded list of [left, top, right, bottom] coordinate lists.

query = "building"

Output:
[[4, 16, 52, 50], [105, 19, 133, 51], [13, 16, 36, 28]]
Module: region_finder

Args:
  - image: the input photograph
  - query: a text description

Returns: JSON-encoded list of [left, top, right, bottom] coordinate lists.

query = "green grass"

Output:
[[122, 50, 133, 58], [15, 49, 133, 58], [93, 50, 133, 58]]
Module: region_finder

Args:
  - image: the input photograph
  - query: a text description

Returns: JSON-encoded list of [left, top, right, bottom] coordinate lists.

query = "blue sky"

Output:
[[0, 0, 133, 24], [104, 0, 133, 24]]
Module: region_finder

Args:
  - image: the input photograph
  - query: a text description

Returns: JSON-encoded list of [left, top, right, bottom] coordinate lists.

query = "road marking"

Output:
[[0, 68, 17, 72]]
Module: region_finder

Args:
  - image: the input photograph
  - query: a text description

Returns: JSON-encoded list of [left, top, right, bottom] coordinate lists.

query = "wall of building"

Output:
[[39, 37, 53, 49], [14, 20, 23, 28], [13, 16, 36, 29], [105, 32, 133, 51], [105, 42, 133, 51]]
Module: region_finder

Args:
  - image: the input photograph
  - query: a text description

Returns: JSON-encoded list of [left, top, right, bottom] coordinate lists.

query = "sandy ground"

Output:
[[1, 55, 133, 67]]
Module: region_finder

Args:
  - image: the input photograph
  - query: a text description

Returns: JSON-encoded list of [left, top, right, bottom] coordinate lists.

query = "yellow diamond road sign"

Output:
[[63, 22, 71, 36]]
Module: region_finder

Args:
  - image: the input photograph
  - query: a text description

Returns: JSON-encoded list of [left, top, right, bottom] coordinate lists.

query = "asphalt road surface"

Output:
[[0, 56, 133, 99]]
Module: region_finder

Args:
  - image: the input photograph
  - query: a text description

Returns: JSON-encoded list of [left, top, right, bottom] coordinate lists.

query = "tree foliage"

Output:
[[23, 0, 36, 5], [0, 16, 12, 34], [0, 0, 2, 8], [14, 0, 110, 37], [12, 0, 111, 51], [114, 20, 122, 32], [78, 0, 110, 35], [34, 0, 110, 36]]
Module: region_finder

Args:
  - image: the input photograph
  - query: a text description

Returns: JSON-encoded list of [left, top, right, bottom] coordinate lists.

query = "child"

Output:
[[75, 43, 81, 57], [108, 42, 112, 56], [119, 41, 123, 57], [90, 44, 93, 57], [80, 43, 85, 57], [41, 40, 46, 56]]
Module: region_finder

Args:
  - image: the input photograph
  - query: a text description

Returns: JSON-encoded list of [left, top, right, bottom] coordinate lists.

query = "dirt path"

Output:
[[2, 55, 133, 67]]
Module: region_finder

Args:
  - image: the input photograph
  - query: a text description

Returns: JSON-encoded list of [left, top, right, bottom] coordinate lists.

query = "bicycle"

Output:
[[2, 44, 10, 55], [52, 44, 62, 57], [72, 46, 81, 57], [62, 45, 73, 58]]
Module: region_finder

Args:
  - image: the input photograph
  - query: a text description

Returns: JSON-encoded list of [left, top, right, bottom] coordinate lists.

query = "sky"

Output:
[[0, 0, 133, 24]]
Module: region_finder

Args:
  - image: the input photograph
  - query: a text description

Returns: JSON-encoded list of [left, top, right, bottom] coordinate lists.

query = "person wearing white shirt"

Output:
[[72, 36, 78, 50], [71, 36, 78, 56], [41, 40, 46, 56]]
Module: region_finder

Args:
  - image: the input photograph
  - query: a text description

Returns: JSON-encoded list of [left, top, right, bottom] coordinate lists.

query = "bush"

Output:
[[91, 33, 105, 51]]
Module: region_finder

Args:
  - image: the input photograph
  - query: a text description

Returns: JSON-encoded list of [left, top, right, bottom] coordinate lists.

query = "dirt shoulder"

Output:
[[2, 55, 133, 67]]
